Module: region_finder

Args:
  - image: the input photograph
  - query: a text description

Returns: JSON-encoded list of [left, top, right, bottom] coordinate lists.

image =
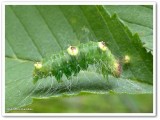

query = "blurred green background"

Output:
[[9, 94, 153, 113]]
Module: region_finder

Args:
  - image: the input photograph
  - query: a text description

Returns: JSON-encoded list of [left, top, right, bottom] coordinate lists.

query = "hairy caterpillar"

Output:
[[33, 41, 121, 83]]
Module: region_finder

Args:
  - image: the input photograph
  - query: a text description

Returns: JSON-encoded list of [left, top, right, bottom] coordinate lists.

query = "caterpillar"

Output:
[[33, 41, 121, 83]]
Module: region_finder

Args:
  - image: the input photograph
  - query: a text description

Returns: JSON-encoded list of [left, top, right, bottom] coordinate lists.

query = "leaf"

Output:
[[103, 5, 153, 53], [5, 5, 153, 112], [9, 94, 153, 113], [80, 5, 152, 84], [6, 58, 152, 112]]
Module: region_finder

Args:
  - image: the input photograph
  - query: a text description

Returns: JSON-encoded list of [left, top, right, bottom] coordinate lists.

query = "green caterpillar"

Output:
[[33, 41, 121, 83]]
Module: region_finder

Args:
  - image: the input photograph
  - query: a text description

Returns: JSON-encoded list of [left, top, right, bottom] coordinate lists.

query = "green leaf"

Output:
[[103, 5, 153, 53], [5, 5, 153, 112], [80, 5, 152, 84], [9, 94, 153, 113]]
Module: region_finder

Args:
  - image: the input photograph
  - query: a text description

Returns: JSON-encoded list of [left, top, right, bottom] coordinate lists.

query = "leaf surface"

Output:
[[5, 5, 153, 111], [104, 5, 153, 53]]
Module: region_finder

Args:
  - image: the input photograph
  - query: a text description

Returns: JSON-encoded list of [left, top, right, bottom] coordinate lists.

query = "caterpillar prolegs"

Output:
[[33, 41, 121, 83]]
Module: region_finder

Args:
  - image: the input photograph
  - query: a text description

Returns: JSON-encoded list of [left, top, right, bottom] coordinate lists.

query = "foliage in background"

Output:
[[5, 5, 153, 113], [104, 5, 153, 53], [9, 94, 153, 113]]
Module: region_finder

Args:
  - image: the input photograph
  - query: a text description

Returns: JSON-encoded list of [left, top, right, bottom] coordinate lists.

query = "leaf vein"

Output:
[[10, 6, 44, 58]]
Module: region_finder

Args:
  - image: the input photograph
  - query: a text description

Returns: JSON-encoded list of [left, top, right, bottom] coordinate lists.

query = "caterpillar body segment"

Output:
[[33, 41, 121, 83]]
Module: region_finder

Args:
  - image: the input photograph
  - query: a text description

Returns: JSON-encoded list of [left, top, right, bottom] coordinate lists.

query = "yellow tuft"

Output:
[[34, 62, 42, 69], [124, 55, 130, 64], [113, 61, 121, 77], [114, 62, 119, 69], [98, 41, 107, 51], [67, 46, 79, 56]]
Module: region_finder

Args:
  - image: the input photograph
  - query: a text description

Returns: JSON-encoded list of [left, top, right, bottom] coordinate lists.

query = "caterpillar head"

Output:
[[67, 46, 79, 56], [98, 41, 107, 51]]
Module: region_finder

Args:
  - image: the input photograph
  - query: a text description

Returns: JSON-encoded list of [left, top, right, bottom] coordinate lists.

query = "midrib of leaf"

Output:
[[6, 56, 34, 63]]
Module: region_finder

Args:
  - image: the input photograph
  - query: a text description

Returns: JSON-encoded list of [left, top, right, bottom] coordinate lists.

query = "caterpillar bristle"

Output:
[[33, 41, 121, 83]]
